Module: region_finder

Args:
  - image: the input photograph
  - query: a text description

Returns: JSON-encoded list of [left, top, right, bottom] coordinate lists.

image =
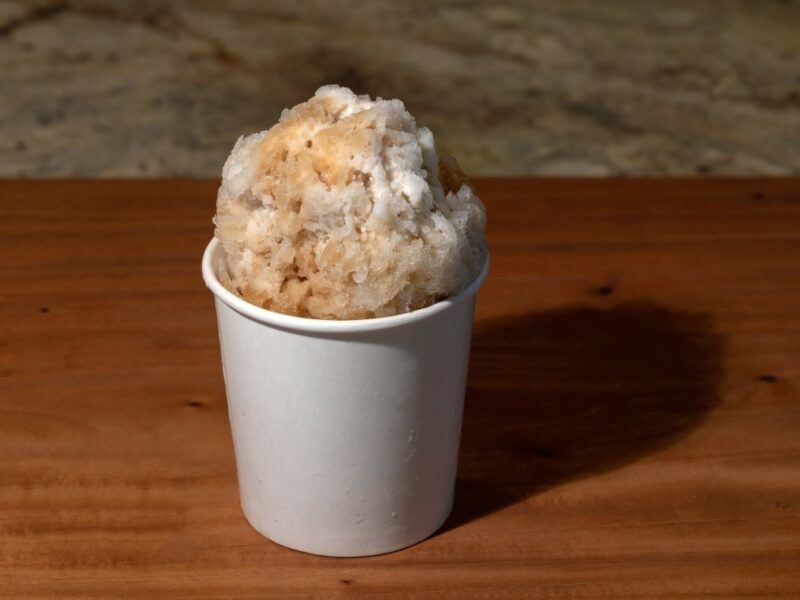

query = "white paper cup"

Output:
[[202, 238, 489, 557]]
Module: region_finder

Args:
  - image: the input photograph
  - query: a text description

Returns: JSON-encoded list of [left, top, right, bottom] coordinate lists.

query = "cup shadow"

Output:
[[442, 301, 724, 532]]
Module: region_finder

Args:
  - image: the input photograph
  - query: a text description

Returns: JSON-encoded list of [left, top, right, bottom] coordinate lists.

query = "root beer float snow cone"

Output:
[[214, 84, 486, 319], [203, 85, 488, 556]]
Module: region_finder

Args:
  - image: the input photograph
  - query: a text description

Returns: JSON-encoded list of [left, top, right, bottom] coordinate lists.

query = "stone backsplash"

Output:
[[1, 0, 798, 177]]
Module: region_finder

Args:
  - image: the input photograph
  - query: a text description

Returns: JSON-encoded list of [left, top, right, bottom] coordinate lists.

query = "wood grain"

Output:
[[1, 178, 799, 598]]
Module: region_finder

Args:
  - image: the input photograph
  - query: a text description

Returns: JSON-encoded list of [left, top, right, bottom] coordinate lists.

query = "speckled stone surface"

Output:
[[1, 0, 799, 177]]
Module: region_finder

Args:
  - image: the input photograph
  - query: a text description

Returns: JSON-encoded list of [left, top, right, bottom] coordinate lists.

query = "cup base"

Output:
[[240, 498, 454, 558]]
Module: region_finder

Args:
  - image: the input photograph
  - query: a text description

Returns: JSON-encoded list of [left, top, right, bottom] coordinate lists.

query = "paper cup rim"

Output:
[[202, 238, 489, 333]]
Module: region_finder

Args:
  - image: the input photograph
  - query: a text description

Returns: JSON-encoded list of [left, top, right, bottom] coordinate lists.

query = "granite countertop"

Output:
[[1, 0, 799, 177]]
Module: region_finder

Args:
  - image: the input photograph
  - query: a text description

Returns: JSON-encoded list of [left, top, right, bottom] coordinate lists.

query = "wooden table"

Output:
[[1, 179, 799, 598]]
